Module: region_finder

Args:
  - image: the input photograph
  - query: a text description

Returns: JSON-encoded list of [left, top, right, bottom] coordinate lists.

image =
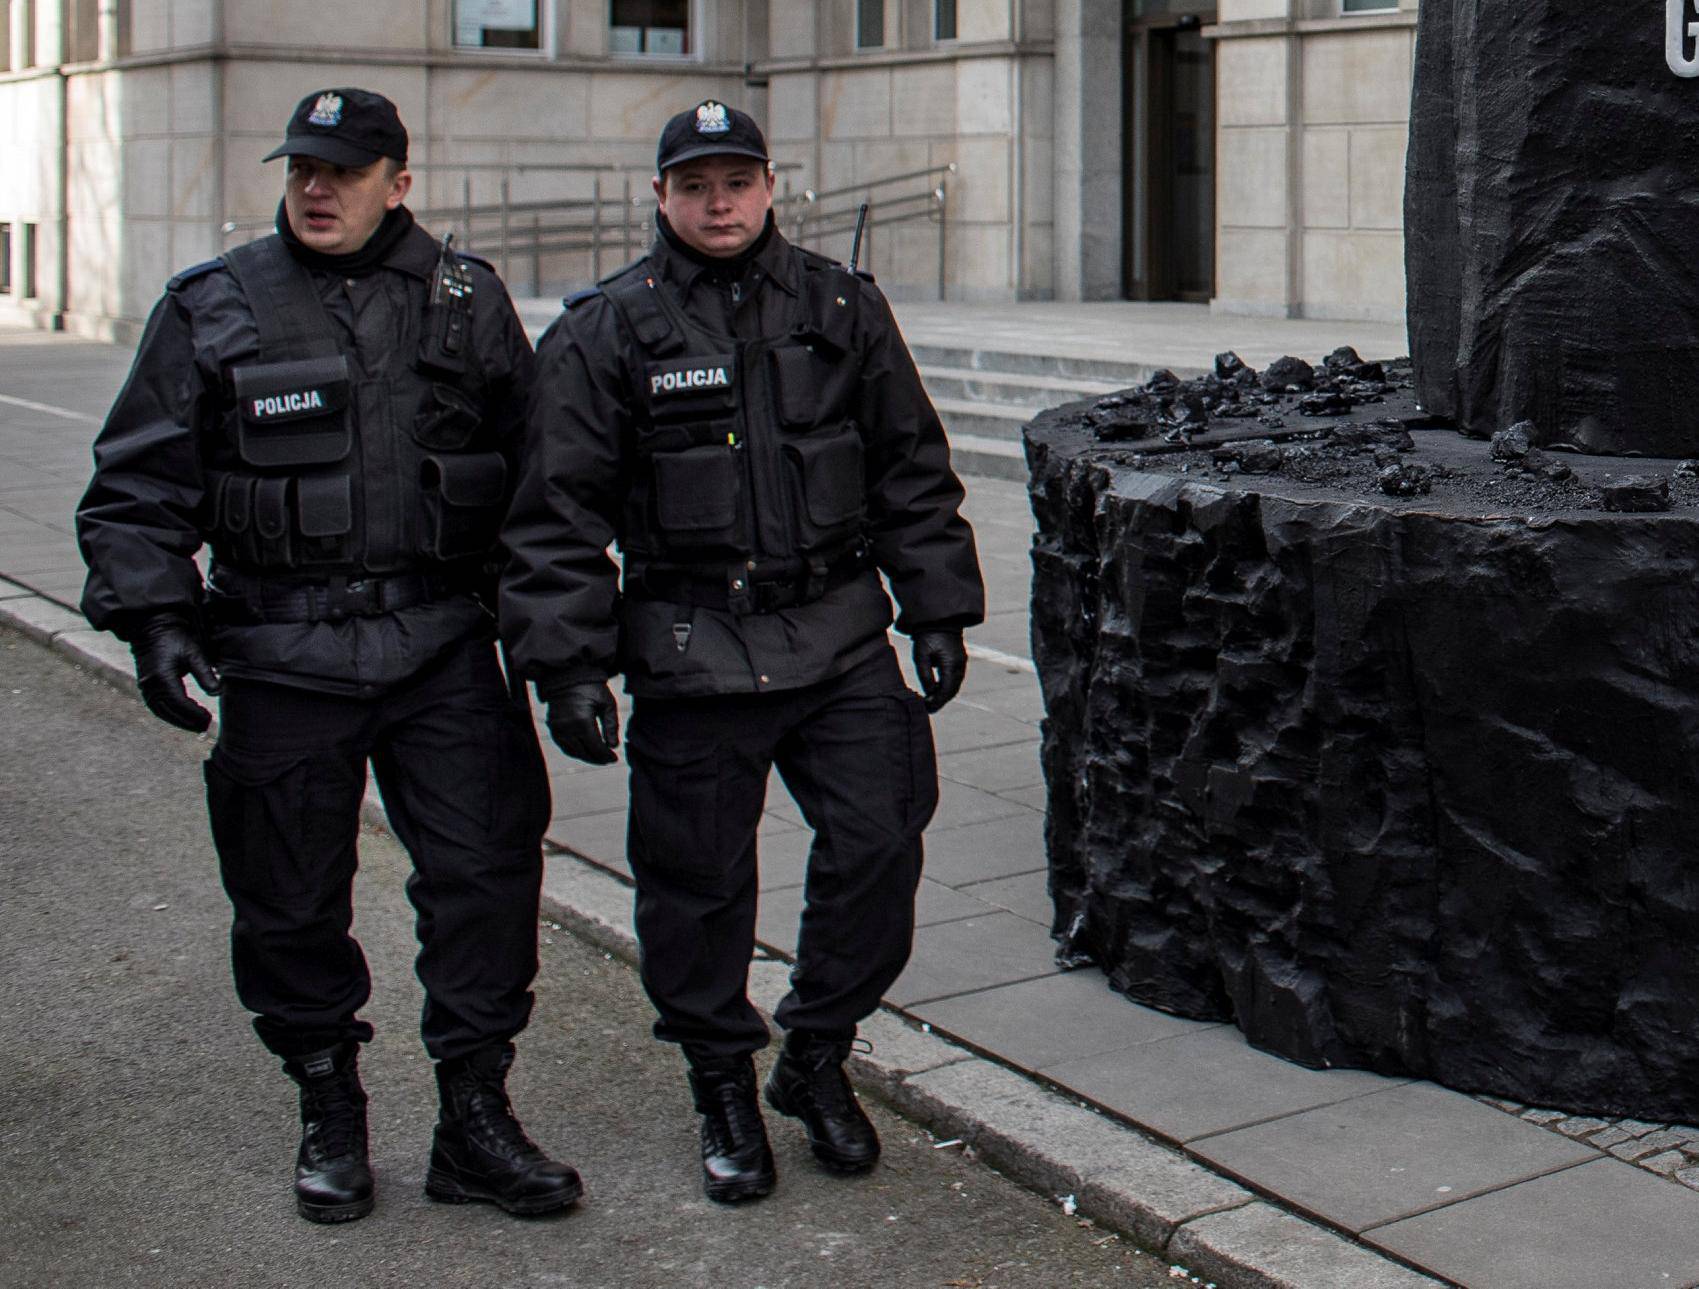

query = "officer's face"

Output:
[[283, 156, 412, 256], [654, 157, 775, 259]]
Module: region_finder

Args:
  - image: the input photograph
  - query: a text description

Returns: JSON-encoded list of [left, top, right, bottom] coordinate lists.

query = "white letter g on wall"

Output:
[[1668, 0, 1699, 77]]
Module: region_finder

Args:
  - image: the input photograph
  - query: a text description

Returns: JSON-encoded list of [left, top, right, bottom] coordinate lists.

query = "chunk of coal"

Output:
[[1211, 441, 1285, 474], [1297, 390, 1354, 417], [1215, 351, 1254, 382], [1259, 355, 1316, 392], [1145, 369, 1180, 394], [1378, 461, 1435, 496], [1168, 393, 1210, 426], [1491, 422, 1535, 462], [1600, 475, 1672, 513], [1323, 345, 1386, 382]]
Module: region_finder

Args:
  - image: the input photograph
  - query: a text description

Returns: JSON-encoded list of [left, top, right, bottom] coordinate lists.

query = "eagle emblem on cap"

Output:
[[307, 92, 344, 128], [695, 101, 731, 135]]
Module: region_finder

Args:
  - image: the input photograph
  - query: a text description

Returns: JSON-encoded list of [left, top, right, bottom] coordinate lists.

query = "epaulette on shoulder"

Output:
[[795, 246, 876, 284], [561, 287, 602, 310], [596, 259, 650, 288], [456, 250, 496, 272], [167, 258, 225, 291]]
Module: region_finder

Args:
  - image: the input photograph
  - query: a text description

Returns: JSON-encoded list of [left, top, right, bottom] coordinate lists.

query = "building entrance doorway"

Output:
[[1123, 3, 1217, 301]]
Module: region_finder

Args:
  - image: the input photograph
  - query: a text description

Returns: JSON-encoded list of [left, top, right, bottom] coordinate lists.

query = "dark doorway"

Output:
[[1123, 4, 1217, 301]]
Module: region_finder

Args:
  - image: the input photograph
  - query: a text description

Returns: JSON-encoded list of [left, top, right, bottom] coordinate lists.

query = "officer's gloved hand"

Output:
[[911, 630, 967, 713], [130, 613, 221, 733], [539, 679, 620, 765]]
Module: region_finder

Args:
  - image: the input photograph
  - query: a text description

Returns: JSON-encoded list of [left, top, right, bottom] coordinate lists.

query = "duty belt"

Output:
[[208, 569, 459, 624], [627, 544, 871, 614]]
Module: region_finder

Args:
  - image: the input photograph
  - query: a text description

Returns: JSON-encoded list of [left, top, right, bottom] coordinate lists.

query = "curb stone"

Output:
[[1, 583, 1451, 1289], [1169, 1203, 1451, 1289]]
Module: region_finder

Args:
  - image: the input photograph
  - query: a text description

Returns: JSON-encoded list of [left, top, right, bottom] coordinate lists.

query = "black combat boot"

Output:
[[688, 1057, 776, 1204], [763, 1031, 880, 1173], [426, 1043, 583, 1216], [281, 1042, 375, 1224]]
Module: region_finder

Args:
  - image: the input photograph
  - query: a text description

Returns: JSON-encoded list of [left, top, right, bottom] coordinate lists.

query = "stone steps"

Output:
[[913, 342, 1209, 480]]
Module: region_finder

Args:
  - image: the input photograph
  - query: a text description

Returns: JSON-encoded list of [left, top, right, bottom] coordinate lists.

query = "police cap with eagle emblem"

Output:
[[262, 86, 409, 168], [656, 99, 769, 175]]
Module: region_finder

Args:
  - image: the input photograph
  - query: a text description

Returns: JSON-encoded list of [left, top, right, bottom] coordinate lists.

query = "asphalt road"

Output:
[[0, 626, 1180, 1289]]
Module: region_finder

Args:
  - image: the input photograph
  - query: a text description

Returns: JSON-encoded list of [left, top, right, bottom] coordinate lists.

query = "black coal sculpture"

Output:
[[1028, 5, 1699, 1122], [1407, 1, 1699, 455]]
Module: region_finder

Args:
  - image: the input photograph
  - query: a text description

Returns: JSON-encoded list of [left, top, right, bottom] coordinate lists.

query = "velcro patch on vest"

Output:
[[644, 353, 738, 419], [249, 387, 332, 422], [650, 362, 732, 397]]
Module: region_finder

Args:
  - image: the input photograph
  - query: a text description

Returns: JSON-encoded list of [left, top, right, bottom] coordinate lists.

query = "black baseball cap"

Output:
[[262, 87, 408, 168], [656, 99, 769, 174]]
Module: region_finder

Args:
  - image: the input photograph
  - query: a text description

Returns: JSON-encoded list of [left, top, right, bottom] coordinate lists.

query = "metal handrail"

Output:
[[219, 159, 956, 299]]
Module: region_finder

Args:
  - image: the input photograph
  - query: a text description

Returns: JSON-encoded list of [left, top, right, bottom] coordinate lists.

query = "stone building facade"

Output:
[[0, 0, 1415, 340]]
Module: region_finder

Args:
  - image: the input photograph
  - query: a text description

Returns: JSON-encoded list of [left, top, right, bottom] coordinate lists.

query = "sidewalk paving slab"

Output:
[[1044, 1023, 1414, 1143], [1367, 1155, 1699, 1289], [911, 968, 1222, 1071], [1191, 1080, 1597, 1233]]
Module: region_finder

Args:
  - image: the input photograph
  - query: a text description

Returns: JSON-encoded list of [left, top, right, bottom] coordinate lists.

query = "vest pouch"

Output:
[[782, 424, 866, 553], [232, 356, 352, 468], [644, 352, 737, 424], [414, 382, 485, 451], [652, 443, 747, 551], [420, 452, 507, 559], [770, 344, 827, 429], [250, 475, 296, 568], [295, 473, 355, 566]]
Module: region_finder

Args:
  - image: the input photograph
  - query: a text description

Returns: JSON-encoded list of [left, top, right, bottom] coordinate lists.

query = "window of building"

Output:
[[934, 0, 956, 41], [609, 0, 690, 56], [453, 0, 542, 50], [0, 224, 11, 295], [1341, 0, 1398, 11], [857, 0, 884, 49], [21, 222, 36, 299]]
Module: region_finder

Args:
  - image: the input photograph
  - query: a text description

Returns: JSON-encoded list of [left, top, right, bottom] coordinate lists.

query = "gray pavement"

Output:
[[0, 624, 1182, 1289], [6, 306, 1699, 1287]]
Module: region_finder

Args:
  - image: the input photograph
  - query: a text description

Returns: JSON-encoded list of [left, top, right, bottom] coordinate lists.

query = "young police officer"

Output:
[[76, 88, 580, 1224], [502, 101, 985, 1203]]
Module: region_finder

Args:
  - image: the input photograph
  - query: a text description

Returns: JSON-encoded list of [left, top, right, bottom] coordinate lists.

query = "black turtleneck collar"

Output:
[[277, 200, 418, 277], [656, 211, 777, 283]]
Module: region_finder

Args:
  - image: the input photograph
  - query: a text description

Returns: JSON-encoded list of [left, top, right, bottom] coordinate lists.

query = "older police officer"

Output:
[[502, 101, 984, 1203], [76, 88, 579, 1224]]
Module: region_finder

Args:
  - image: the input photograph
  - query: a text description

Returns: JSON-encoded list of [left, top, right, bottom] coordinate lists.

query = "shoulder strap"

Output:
[[168, 258, 224, 292], [599, 259, 687, 358], [798, 258, 860, 356], [220, 236, 340, 362]]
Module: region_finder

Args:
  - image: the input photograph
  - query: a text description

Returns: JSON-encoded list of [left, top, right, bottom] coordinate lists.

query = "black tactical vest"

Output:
[[601, 252, 870, 574], [203, 234, 507, 579]]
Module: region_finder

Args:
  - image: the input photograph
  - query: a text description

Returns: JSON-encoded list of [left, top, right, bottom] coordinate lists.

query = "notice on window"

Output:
[[457, 0, 536, 31]]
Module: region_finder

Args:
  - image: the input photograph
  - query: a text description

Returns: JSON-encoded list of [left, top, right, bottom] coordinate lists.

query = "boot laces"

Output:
[[302, 1076, 364, 1161], [795, 1039, 860, 1114], [698, 1069, 764, 1149], [463, 1083, 544, 1163]]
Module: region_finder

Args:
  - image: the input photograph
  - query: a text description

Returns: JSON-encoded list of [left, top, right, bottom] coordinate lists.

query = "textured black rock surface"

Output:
[[1406, 4, 1699, 455], [1029, 388, 1699, 1121]]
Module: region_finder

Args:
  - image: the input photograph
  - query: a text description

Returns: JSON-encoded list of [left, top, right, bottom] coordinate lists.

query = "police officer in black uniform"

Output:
[[501, 100, 984, 1204], [76, 88, 580, 1225]]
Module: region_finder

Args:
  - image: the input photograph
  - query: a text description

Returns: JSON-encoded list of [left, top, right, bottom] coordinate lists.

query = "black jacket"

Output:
[[501, 221, 984, 699], [76, 220, 535, 696]]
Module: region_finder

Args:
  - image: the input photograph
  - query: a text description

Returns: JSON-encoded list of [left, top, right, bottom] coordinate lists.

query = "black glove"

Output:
[[130, 613, 221, 733], [911, 630, 967, 713], [540, 680, 620, 765]]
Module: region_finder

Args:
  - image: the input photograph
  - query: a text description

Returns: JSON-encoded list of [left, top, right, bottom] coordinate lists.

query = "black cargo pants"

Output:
[[625, 647, 938, 1064], [203, 636, 551, 1061]]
